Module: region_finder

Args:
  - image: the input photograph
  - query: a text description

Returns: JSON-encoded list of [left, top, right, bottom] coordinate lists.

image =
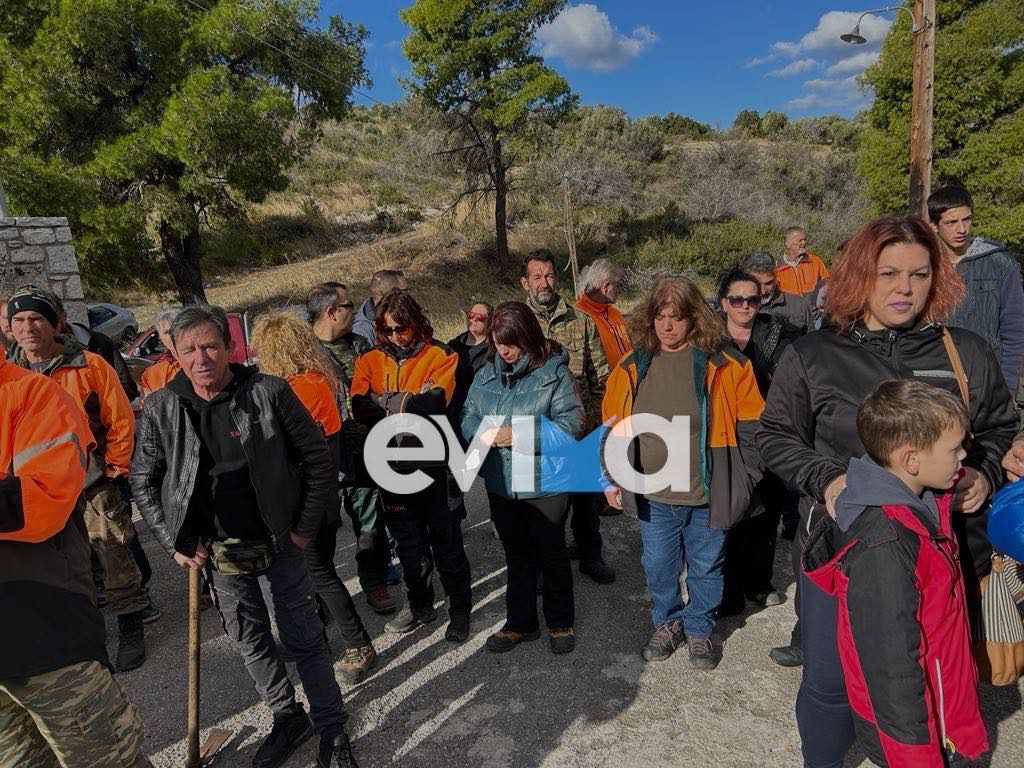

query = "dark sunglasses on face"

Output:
[[726, 295, 760, 308], [382, 324, 409, 336], [466, 311, 488, 322]]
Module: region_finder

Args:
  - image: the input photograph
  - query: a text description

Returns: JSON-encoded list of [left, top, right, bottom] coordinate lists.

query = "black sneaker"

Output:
[[579, 560, 616, 584], [641, 621, 684, 662], [687, 636, 721, 670], [139, 595, 162, 624], [549, 628, 576, 654], [116, 611, 146, 673], [769, 644, 803, 667], [384, 605, 437, 634], [317, 733, 359, 768], [445, 613, 470, 643], [253, 706, 312, 768]]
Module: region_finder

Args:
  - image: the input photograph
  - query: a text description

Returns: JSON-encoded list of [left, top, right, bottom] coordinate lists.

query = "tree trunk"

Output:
[[159, 218, 207, 304], [490, 129, 509, 263]]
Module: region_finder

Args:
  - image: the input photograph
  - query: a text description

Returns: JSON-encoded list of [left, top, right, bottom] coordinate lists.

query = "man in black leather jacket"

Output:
[[130, 305, 359, 768]]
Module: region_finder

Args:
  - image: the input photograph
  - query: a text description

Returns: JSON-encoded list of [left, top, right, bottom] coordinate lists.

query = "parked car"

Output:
[[87, 302, 138, 344], [125, 311, 254, 365]]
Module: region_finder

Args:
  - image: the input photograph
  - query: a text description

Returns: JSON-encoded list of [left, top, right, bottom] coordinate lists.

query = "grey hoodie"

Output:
[[948, 236, 1024, 393], [834, 455, 940, 533]]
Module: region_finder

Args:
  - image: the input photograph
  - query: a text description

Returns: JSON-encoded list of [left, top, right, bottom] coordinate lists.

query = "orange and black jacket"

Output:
[[0, 353, 107, 679], [575, 292, 632, 370], [139, 353, 180, 403], [776, 251, 829, 299], [287, 370, 343, 525], [13, 335, 134, 485], [602, 345, 765, 529], [350, 338, 458, 468]]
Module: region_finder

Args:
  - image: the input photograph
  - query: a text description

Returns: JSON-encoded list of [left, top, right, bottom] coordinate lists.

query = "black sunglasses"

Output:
[[726, 295, 760, 308], [382, 324, 409, 335]]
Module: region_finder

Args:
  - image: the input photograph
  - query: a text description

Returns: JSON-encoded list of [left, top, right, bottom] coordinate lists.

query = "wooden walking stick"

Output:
[[186, 566, 232, 768]]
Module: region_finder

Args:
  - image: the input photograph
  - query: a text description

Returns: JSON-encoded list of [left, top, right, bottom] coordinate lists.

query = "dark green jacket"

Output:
[[460, 346, 585, 499]]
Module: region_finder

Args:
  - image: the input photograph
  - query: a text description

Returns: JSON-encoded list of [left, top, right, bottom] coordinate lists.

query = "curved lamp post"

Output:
[[843, 2, 935, 218]]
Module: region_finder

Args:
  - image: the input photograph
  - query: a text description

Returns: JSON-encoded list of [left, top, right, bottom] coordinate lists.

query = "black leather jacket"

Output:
[[129, 365, 334, 554]]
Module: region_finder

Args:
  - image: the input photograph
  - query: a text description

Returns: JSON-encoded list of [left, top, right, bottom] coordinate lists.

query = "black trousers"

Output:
[[722, 473, 785, 611], [303, 521, 371, 650], [490, 493, 574, 632], [341, 483, 392, 592], [380, 472, 472, 619], [569, 492, 603, 565]]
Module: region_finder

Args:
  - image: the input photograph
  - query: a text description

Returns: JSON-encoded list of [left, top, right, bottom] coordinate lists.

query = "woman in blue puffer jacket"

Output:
[[461, 300, 585, 655]]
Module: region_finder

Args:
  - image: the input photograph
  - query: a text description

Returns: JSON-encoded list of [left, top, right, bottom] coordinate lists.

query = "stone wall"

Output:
[[0, 216, 86, 324]]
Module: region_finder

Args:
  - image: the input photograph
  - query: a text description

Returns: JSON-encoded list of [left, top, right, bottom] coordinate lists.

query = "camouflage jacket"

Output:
[[320, 333, 371, 479], [527, 294, 609, 429]]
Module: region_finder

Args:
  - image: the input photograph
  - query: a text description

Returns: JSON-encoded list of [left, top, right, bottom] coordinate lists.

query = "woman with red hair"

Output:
[[756, 216, 1016, 768]]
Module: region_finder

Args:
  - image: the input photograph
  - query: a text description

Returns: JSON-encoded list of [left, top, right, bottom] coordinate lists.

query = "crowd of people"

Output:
[[2, 183, 1024, 768]]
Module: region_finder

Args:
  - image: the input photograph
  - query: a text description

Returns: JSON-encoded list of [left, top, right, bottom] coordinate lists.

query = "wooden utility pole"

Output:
[[562, 176, 580, 296], [908, 0, 936, 219]]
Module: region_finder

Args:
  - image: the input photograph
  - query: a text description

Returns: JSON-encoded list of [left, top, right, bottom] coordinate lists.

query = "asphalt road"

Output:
[[113, 485, 1024, 768]]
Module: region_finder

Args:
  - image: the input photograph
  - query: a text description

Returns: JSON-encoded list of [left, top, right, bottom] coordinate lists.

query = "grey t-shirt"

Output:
[[633, 347, 708, 506]]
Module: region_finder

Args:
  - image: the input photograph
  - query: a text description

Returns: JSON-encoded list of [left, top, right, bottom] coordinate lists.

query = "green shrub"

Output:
[[634, 219, 782, 276]]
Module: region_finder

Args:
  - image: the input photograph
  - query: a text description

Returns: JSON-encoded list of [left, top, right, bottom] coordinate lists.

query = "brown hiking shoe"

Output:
[[485, 627, 541, 653], [365, 585, 396, 615], [339, 644, 377, 685], [549, 627, 576, 654]]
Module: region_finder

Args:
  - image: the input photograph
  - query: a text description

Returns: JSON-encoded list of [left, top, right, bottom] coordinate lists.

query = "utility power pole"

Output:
[[908, 0, 936, 219], [562, 176, 580, 296]]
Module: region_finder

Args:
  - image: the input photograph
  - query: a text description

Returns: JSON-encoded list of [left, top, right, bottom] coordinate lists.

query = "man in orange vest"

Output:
[[575, 258, 632, 370], [776, 226, 829, 301], [8, 286, 149, 673], [139, 306, 182, 402]]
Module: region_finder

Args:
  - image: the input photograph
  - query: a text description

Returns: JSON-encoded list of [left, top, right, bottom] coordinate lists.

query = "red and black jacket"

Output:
[[803, 461, 988, 767]]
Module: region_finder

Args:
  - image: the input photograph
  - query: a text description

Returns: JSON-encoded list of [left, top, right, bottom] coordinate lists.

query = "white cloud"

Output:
[[788, 75, 866, 111], [771, 41, 801, 57], [794, 11, 891, 56], [767, 58, 818, 77], [744, 54, 777, 68], [537, 3, 657, 72], [826, 50, 879, 76]]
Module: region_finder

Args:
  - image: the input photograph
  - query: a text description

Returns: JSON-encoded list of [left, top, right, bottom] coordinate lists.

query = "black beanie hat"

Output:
[[8, 285, 60, 329]]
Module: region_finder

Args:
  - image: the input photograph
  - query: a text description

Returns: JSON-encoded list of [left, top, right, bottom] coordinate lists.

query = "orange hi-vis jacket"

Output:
[[601, 345, 765, 530], [0, 351, 106, 680], [139, 354, 180, 402], [0, 355, 93, 543], [776, 251, 829, 298], [350, 338, 458, 420], [575, 292, 632, 370], [287, 371, 341, 437], [14, 337, 134, 480]]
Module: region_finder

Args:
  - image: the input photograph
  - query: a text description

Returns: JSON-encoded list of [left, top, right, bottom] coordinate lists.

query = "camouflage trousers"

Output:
[[85, 480, 148, 616], [0, 661, 151, 768]]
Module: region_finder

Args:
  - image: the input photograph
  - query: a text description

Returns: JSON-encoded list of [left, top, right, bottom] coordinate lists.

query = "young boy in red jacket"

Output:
[[803, 379, 987, 768]]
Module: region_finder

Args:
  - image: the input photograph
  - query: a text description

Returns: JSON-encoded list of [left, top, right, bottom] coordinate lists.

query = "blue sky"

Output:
[[321, 1, 898, 126]]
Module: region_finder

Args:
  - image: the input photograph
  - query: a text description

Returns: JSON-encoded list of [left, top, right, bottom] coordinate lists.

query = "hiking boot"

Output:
[[688, 636, 721, 670], [485, 627, 541, 653], [339, 644, 376, 685], [253, 706, 312, 768], [549, 628, 576, 654], [579, 560, 616, 584], [365, 585, 396, 615], [641, 621, 684, 662], [139, 595, 162, 625], [445, 613, 470, 643], [769, 644, 803, 667], [317, 733, 359, 768], [116, 611, 146, 672], [384, 605, 437, 634]]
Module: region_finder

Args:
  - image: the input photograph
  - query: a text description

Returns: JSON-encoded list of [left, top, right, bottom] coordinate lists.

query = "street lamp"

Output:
[[843, 2, 936, 219]]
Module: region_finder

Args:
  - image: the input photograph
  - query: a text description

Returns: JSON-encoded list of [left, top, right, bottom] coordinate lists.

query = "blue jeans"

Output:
[[636, 499, 727, 638]]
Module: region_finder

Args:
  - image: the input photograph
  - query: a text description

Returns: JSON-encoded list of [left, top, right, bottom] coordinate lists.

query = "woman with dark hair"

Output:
[[350, 289, 473, 643], [461, 301, 585, 654], [602, 276, 765, 669], [449, 301, 494, 417], [715, 267, 794, 616], [756, 216, 1017, 768]]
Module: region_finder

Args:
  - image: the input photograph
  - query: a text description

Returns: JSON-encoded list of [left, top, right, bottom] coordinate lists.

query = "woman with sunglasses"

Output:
[[756, 217, 1017, 768], [249, 311, 378, 684], [350, 289, 473, 643], [715, 268, 794, 617], [461, 301, 585, 654], [449, 302, 494, 417]]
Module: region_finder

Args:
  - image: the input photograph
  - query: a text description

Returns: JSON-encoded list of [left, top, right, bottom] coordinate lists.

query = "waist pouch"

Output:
[[210, 538, 276, 575]]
